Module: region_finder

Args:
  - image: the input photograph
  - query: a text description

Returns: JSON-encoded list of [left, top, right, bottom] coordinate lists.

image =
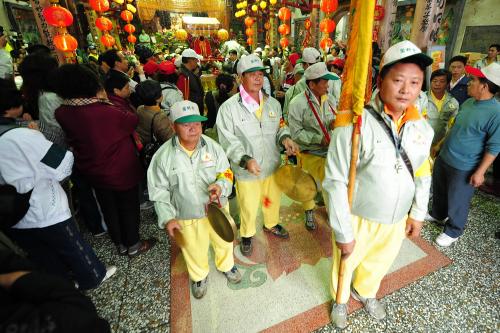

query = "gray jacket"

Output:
[[147, 135, 232, 228], [323, 95, 434, 243], [216, 93, 290, 181], [425, 91, 459, 145]]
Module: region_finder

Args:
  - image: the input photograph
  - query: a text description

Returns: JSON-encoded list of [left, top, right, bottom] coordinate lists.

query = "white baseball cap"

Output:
[[304, 62, 339, 80], [170, 100, 207, 123], [181, 48, 203, 61], [237, 54, 266, 75], [380, 40, 433, 70], [255, 47, 263, 53], [466, 62, 500, 87], [293, 63, 304, 75], [297, 47, 321, 65]]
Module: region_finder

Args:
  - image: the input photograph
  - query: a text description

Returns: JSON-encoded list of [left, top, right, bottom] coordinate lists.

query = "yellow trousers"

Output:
[[298, 153, 326, 211], [178, 210, 234, 282], [330, 215, 407, 304], [236, 174, 281, 238]]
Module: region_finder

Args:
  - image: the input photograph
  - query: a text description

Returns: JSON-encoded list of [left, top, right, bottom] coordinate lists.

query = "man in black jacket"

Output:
[[177, 48, 205, 113]]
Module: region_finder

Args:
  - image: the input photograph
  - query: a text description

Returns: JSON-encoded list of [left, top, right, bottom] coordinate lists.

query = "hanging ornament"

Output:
[[264, 22, 271, 30], [247, 37, 253, 45], [175, 29, 188, 41], [245, 28, 254, 37], [260, 1, 267, 9], [126, 4, 136, 13], [95, 16, 113, 31], [270, 0, 277, 5], [320, 37, 333, 50], [280, 37, 289, 48], [123, 23, 135, 34], [113, 0, 124, 4], [53, 33, 78, 52], [127, 34, 137, 43], [304, 18, 311, 30], [89, 0, 110, 12], [319, 18, 336, 33], [278, 24, 290, 35], [320, 0, 338, 14], [244, 17, 254, 27], [217, 29, 229, 41], [100, 34, 116, 48], [374, 5, 385, 21], [251, 4, 258, 12], [278, 7, 291, 21], [120, 10, 133, 22], [42, 5, 73, 27]]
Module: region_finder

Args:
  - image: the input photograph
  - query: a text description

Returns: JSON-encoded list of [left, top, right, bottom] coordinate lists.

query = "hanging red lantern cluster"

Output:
[[90, 0, 115, 48], [244, 16, 254, 47], [42, 1, 78, 53], [319, 0, 338, 50], [120, 9, 136, 44], [278, 6, 291, 49]]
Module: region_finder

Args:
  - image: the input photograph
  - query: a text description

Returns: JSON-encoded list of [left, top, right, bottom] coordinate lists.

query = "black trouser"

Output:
[[493, 155, 499, 180], [94, 185, 140, 248], [71, 169, 105, 235]]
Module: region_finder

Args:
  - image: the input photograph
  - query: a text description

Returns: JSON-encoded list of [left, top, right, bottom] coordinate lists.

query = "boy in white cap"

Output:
[[428, 62, 500, 246], [147, 100, 241, 299], [324, 40, 434, 328], [216, 54, 300, 257], [288, 62, 339, 230], [283, 47, 322, 121]]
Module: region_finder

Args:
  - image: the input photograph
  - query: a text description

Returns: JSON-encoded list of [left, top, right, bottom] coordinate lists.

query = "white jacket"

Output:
[[323, 95, 434, 243]]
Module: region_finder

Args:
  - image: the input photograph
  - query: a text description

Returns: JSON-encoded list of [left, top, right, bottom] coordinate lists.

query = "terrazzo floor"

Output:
[[84, 191, 500, 333]]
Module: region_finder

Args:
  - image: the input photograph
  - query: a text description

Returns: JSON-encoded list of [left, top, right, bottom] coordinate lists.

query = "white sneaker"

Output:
[[435, 233, 458, 247], [102, 265, 117, 283]]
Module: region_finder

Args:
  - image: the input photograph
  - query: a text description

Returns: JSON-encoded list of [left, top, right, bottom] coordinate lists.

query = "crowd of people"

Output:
[[0, 34, 499, 331]]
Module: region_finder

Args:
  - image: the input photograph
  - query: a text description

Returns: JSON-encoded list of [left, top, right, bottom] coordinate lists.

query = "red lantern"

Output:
[[278, 7, 291, 21], [320, 37, 333, 50], [43, 6, 73, 27], [244, 16, 254, 27], [95, 17, 113, 31], [120, 10, 133, 22], [127, 34, 136, 43], [280, 37, 289, 48], [100, 34, 115, 48], [374, 5, 385, 21], [319, 18, 336, 33], [278, 24, 290, 35], [123, 23, 135, 34], [320, 0, 338, 14], [53, 33, 78, 52], [245, 28, 254, 37], [304, 18, 311, 30], [247, 37, 253, 45], [89, 0, 109, 12]]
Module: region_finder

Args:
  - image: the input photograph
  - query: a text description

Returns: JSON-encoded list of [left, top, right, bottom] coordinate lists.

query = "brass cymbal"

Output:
[[206, 203, 237, 242], [275, 164, 317, 202]]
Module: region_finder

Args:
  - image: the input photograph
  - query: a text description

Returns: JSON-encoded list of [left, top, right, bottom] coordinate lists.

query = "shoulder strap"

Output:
[[150, 112, 161, 143], [365, 106, 414, 180], [0, 124, 18, 137]]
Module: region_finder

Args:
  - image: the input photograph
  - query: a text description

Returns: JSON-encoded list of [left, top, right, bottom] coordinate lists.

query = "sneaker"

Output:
[[240, 237, 252, 256], [191, 277, 208, 299], [425, 213, 447, 225], [435, 233, 458, 247], [93, 231, 107, 238], [117, 244, 128, 256], [140, 201, 154, 211], [330, 303, 348, 329], [128, 238, 158, 257], [223, 266, 242, 284], [305, 210, 316, 231], [101, 266, 117, 283], [351, 288, 386, 320], [263, 224, 289, 238]]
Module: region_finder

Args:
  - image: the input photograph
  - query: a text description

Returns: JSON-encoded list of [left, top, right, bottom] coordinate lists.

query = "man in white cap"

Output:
[[324, 40, 434, 328], [283, 47, 322, 121], [177, 49, 205, 114], [148, 100, 241, 299], [427, 62, 500, 246], [288, 62, 339, 230], [216, 54, 300, 256]]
